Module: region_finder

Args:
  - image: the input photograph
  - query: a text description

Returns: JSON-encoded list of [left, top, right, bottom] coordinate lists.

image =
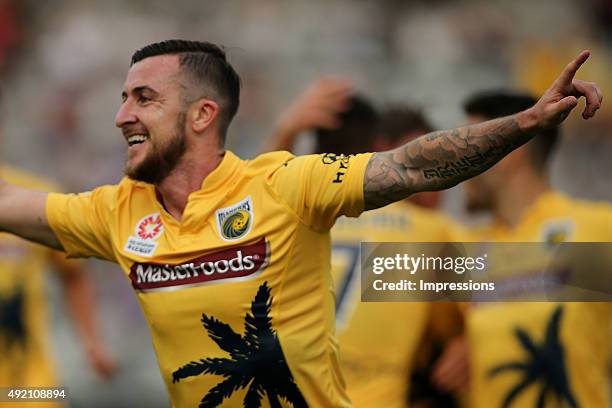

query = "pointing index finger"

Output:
[[556, 50, 590, 86]]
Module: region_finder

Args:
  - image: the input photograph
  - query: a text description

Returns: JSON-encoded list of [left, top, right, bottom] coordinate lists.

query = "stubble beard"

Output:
[[124, 112, 188, 185]]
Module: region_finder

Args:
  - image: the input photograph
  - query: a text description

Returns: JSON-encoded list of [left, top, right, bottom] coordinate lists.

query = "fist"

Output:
[[276, 78, 353, 135]]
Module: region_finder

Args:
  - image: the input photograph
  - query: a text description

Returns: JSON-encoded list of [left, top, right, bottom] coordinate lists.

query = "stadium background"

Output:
[[0, 0, 610, 406]]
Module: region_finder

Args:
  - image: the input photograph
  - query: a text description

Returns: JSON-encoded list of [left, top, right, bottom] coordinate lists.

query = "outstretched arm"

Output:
[[0, 180, 63, 250], [364, 50, 602, 210]]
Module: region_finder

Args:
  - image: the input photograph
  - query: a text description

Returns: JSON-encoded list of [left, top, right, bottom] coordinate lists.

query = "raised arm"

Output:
[[261, 78, 352, 153], [364, 50, 603, 210], [0, 180, 63, 250]]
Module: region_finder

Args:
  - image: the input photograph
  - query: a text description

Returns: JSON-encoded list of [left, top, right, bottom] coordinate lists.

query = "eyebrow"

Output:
[[121, 85, 159, 101]]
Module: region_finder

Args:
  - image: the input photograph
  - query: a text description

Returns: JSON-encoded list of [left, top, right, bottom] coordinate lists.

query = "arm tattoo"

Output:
[[364, 115, 531, 210]]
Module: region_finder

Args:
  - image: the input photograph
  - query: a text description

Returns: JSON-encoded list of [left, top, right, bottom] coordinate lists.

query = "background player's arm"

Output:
[[262, 78, 351, 153], [0, 180, 63, 250], [430, 334, 470, 393], [50, 252, 117, 378], [364, 50, 603, 210]]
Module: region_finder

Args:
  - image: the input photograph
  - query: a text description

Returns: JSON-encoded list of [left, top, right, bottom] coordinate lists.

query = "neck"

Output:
[[155, 147, 224, 221], [492, 167, 550, 228]]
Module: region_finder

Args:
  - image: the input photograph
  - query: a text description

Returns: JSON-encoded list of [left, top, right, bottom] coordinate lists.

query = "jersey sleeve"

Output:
[[268, 152, 373, 231], [46, 185, 117, 261]]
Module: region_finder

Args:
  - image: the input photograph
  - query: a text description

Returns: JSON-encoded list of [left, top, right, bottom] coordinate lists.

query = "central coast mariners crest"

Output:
[[216, 197, 254, 241]]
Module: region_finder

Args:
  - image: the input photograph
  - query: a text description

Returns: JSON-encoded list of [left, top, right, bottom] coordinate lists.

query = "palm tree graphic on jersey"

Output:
[[488, 305, 578, 408], [172, 281, 308, 408]]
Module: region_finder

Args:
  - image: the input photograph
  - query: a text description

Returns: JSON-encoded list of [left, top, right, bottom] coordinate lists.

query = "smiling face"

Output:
[[115, 55, 189, 184]]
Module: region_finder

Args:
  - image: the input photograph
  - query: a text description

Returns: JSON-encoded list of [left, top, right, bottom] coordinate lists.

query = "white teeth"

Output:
[[127, 134, 149, 145]]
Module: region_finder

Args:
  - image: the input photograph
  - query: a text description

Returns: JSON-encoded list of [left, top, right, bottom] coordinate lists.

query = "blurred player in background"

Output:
[[0, 165, 116, 408], [376, 106, 443, 210], [432, 91, 612, 408], [0, 40, 602, 407], [267, 79, 464, 407]]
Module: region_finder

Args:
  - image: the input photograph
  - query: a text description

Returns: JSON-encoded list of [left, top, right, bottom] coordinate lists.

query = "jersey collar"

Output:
[[520, 190, 567, 223], [197, 150, 243, 197]]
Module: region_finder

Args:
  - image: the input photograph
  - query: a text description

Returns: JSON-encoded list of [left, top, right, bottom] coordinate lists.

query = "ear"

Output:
[[189, 98, 220, 134]]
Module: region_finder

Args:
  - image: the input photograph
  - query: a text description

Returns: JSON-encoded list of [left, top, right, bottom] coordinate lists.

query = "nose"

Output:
[[115, 100, 138, 128]]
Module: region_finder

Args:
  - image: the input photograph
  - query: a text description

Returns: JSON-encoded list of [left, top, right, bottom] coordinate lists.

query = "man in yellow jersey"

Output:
[[0, 164, 116, 408], [432, 91, 611, 408], [267, 80, 463, 407], [0, 39, 602, 407]]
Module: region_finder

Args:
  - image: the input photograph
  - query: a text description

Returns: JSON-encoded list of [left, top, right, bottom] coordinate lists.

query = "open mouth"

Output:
[[127, 134, 150, 147]]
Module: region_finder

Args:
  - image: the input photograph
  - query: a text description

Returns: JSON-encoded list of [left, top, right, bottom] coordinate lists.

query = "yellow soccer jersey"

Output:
[[0, 165, 70, 408], [465, 191, 612, 408], [47, 150, 372, 408], [330, 201, 460, 408]]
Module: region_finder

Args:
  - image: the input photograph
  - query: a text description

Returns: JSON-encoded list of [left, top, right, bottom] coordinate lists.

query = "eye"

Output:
[[138, 95, 152, 104]]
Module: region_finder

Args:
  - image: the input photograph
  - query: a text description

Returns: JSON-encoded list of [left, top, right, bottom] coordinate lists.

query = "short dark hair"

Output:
[[380, 104, 434, 146], [131, 40, 241, 141], [314, 95, 379, 155], [463, 90, 559, 172]]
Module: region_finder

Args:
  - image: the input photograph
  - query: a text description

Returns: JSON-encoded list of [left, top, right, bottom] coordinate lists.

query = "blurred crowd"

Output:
[[0, 0, 610, 196], [0, 0, 610, 407]]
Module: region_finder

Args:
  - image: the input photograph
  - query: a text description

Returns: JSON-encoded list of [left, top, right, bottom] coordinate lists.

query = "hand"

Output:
[[275, 78, 352, 137], [87, 344, 118, 379], [431, 335, 470, 393], [520, 50, 603, 131]]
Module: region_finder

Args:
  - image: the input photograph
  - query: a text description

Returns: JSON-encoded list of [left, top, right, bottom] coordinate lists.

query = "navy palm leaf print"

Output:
[[172, 282, 308, 408], [488, 306, 578, 408]]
